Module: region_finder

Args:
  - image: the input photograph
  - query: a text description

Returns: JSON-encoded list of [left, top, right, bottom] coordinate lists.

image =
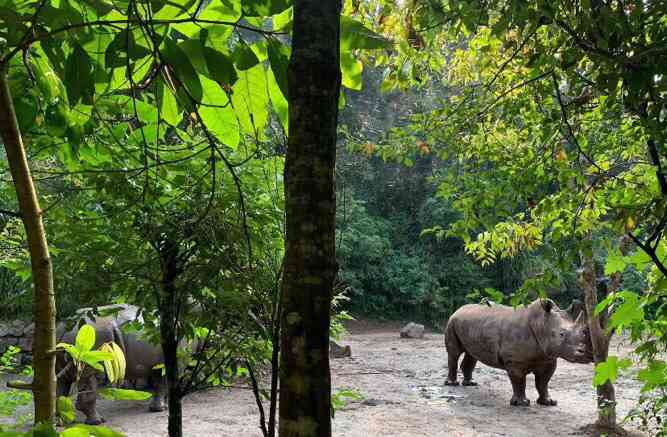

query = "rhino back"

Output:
[[448, 304, 543, 369], [122, 332, 163, 379]]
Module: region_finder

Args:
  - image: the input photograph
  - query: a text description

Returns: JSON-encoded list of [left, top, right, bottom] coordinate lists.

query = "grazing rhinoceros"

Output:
[[444, 298, 593, 407], [56, 304, 166, 425]]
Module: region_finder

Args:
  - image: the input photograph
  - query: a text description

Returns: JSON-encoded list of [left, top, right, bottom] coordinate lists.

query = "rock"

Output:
[[18, 337, 32, 352], [23, 323, 35, 336], [329, 341, 351, 358], [0, 323, 9, 337], [400, 322, 425, 339], [9, 320, 25, 337], [0, 336, 18, 353]]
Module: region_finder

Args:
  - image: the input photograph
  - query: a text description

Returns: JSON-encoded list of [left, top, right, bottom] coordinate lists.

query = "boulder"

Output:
[[9, 320, 26, 337], [0, 323, 9, 337], [329, 341, 351, 358], [400, 322, 425, 339], [18, 337, 32, 353], [23, 323, 35, 337]]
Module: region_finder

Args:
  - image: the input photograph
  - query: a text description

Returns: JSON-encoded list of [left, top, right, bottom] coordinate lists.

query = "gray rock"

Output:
[[9, 320, 26, 337], [329, 341, 351, 359], [18, 337, 32, 352], [0, 323, 9, 337], [400, 322, 425, 339], [23, 323, 35, 336]]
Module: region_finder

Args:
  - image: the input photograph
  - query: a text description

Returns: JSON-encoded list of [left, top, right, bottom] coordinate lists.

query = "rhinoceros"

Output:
[[56, 304, 166, 425], [444, 298, 593, 406]]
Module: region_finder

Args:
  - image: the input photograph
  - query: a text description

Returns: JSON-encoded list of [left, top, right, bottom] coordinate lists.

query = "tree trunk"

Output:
[[580, 239, 615, 429], [278, 0, 342, 435], [158, 238, 183, 437], [0, 68, 56, 424]]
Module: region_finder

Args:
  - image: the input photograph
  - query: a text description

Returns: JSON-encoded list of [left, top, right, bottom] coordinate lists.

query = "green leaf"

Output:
[[61, 424, 124, 437], [65, 44, 95, 106], [340, 16, 392, 51], [637, 360, 666, 389], [266, 38, 289, 99], [273, 5, 292, 30], [162, 37, 203, 104], [593, 356, 631, 386], [231, 64, 268, 137], [98, 388, 153, 401], [242, 0, 290, 17], [267, 66, 288, 131], [158, 80, 181, 126], [75, 325, 96, 353], [232, 39, 259, 71], [57, 396, 76, 424], [104, 29, 151, 69], [340, 52, 363, 91], [609, 292, 644, 330], [604, 253, 627, 275], [199, 76, 239, 148], [30, 49, 64, 103], [204, 47, 238, 86]]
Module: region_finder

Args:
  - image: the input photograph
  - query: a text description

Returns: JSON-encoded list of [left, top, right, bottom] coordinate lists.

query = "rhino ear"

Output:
[[540, 299, 554, 313]]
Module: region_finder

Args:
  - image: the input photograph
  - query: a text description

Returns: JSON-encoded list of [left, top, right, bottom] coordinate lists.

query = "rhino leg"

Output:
[[445, 326, 462, 386], [148, 373, 167, 412], [76, 372, 105, 425], [535, 360, 558, 406], [461, 354, 478, 386], [508, 369, 530, 407]]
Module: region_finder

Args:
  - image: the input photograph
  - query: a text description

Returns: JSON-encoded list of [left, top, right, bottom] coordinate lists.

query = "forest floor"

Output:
[[0, 320, 655, 436]]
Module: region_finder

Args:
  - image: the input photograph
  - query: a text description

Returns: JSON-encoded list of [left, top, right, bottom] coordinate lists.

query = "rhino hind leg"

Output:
[[76, 372, 106, 424], [535, 360, 558, 406], [444, 326, 463, 386], [508, 369, 530, 407], [461, 354, 478, 386]]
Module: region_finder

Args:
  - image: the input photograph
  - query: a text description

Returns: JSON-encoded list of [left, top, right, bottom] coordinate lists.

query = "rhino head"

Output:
[[529, 299, 594, 364]]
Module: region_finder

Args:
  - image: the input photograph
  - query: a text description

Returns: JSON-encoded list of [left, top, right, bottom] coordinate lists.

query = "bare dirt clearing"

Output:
[[1, 321, 651, 436]]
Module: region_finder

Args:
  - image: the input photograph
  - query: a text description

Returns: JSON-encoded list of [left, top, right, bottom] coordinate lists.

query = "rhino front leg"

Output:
[[507, 369, 530, 407], [76, 372, 105, 425], [535, 360, 558, 406], [461, 353, 478, 386], [148, 373, 167, 412]]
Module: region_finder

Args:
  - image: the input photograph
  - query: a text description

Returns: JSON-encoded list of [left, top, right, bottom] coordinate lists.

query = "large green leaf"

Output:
[[158, 80, 181, 126], [231, 64, 268, 137], [340, 16, 392, 51], [609, 291, 644, 331], [593, 356, 631, 386], [267, 66, 287, 132], [266, 38, 289, 100], [57, 396, 76, 424], [98, 388, 152, 401], [162, 37, 203, 104], [198, 0, 241, 21], [204, 47, 238, 86], [340, 52, 363, 91], [65, 44, 95, 106], [232, 39, 259, 71], [75, 325, 96, 353], [199, 76, 239, 148], [242, 0, 290, 17], [61, 424, 124, 437], [104, 30, 151, 69]]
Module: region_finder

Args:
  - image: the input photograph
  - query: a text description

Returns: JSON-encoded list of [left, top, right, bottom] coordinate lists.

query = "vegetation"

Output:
[[0, 0, 665, 436]]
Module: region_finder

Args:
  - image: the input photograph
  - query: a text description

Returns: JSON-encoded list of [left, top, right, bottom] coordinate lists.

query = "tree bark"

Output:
[[580, 237, 615, 429], [279, 0, 342, 435], [0, 68, 56, 424], [158, 238, 183, 437]]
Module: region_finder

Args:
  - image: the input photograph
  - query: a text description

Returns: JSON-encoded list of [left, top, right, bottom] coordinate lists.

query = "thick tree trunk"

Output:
[[0, 69, 56, 424], [278, 0, 342, 435], [158, 238, 183, 437], [580, 241, 615, 429]]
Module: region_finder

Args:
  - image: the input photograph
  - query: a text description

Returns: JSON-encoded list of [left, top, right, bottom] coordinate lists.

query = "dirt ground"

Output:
[[1, 320, 656, 436]]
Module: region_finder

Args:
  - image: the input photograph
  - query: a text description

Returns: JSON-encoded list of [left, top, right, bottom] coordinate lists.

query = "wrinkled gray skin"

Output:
[[444, 299, 593, 407], [56, 304, 166, 425]]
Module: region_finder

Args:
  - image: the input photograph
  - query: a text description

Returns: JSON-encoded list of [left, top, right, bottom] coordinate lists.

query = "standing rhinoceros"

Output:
[[444, 298, 593, 406], [56, 304, 166, 425]]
